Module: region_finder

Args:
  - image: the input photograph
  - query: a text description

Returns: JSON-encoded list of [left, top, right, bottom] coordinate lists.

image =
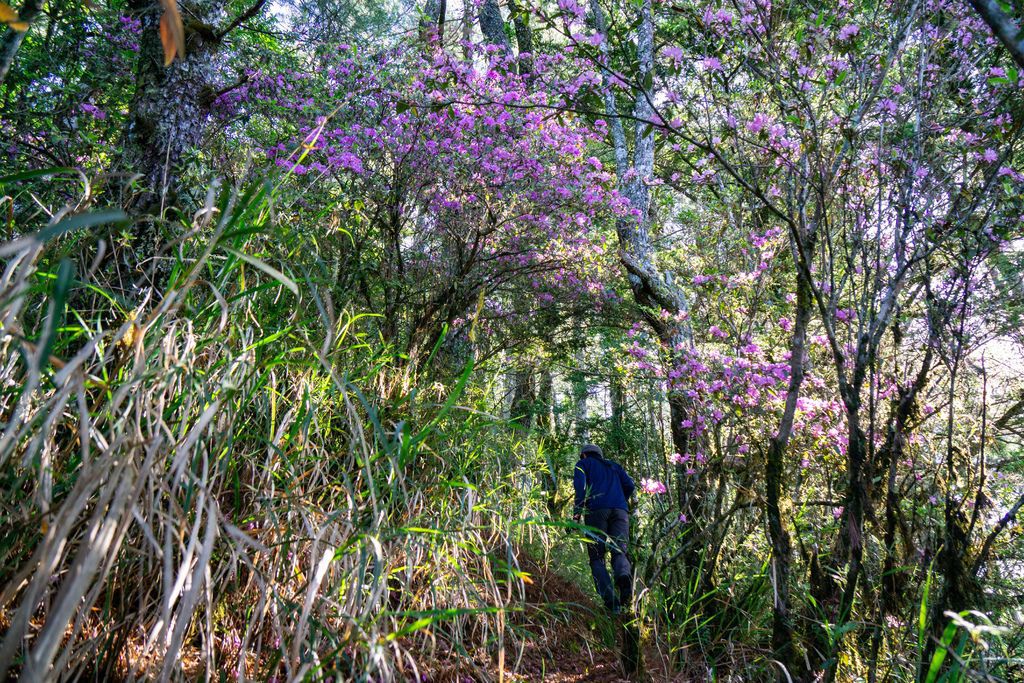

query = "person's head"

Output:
[[580, 444, 603, 459]]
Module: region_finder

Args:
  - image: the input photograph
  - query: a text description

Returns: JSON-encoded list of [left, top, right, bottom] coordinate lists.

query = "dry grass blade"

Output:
[[0, 182, 544, 682]]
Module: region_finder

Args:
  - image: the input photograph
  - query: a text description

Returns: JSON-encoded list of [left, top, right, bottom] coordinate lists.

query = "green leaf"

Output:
[[412, 355, 475, 448], [924, 621, 959, 683], [0, 209, 128, 257], [0, 167, 80, 184], [387, 615, 434, 640], [919, 562, 934, 650], [38, 259, 74, 371], [221, 246, 299, 296]]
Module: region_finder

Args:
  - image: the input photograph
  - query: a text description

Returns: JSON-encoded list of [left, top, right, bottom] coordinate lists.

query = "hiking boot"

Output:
[[615, 575, 632, 612]]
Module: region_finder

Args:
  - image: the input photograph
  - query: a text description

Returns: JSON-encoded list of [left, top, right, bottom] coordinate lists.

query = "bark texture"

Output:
[[478, 0, 510, 51], [122, 0, 225, 215]]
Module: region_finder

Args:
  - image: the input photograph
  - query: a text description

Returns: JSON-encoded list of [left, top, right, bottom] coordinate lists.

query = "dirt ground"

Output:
[[420, 556, 681, 683]]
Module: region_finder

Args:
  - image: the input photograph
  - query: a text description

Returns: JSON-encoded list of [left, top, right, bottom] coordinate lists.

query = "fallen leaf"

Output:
[[159, 11, 177, 65], [159, 0, 186, 65]]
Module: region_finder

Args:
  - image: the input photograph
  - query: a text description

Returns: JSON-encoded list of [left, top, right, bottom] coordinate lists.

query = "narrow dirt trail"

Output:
[[509, 566, 629, 683], [489, 558, 676, 683], [416, 551, 683, 682]]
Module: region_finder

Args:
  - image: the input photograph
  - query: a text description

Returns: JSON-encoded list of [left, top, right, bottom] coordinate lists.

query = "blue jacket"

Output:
[[573, 456, 635, 514]]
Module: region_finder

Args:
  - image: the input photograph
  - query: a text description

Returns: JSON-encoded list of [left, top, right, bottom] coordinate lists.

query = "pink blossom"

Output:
[[747, 113, 770, 134], [702, 56, 722, 72], [838, 24, 860, 41], [80, 103, 106, 120], [640, 478, 667, 495], [663, 45, 684, 63]]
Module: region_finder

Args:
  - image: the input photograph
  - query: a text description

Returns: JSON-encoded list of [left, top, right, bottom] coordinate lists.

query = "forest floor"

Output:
[[101, 546, 683, 681], [422, 553, 680, 683]]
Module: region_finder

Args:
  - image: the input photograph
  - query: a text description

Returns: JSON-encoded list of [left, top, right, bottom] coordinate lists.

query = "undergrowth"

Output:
[[0, 172, 560, 681]]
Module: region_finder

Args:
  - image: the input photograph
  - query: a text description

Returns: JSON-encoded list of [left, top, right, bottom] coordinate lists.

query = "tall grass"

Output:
[[0, 174, 547, 681]]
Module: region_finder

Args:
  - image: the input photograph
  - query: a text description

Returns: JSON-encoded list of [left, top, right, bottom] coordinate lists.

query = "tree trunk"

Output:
[[537, 368, 562, 516], [923, 306, 976, 673], [506, 0, 532, 75], [478, 0, 509, 51], [460, 0, 472, 59], [966, 0, 1024, 71], [122, 0, 224, 216], [510, 364, 536, 434], [822, 400, 868, 682], [419, 0, 446, 44], [0, 0, 43, 86], [609, 374, 625, 456], [572, 347, 589, 442], [765, 260, 812, 681], [590, 0, 703, 571], [880, 322, 934, 613], [537, 368, 555, 435]]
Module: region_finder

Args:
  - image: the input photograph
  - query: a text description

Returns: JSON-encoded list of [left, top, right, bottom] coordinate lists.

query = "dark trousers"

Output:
[[584, 507, 632, 609]]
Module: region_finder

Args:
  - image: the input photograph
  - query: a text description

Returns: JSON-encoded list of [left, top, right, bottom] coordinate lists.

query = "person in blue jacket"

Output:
[[573, 443, 635, 613]]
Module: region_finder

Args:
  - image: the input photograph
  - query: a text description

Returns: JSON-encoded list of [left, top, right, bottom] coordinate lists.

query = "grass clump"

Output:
[[0, 174, 555, 681]]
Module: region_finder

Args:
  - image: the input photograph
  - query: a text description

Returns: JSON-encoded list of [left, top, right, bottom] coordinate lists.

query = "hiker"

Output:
[[572, 443, 635, 613]]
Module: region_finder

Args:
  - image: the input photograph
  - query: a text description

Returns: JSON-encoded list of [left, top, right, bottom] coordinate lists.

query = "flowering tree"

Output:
[[216, 46, 626, 370], [536, 0, 1024, 676]]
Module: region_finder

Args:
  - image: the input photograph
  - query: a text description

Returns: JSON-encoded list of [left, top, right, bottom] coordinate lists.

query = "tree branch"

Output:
[[216, 0, 268, 40], [973, 493, 1024, 577], [966, 0, 1024, 71]]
